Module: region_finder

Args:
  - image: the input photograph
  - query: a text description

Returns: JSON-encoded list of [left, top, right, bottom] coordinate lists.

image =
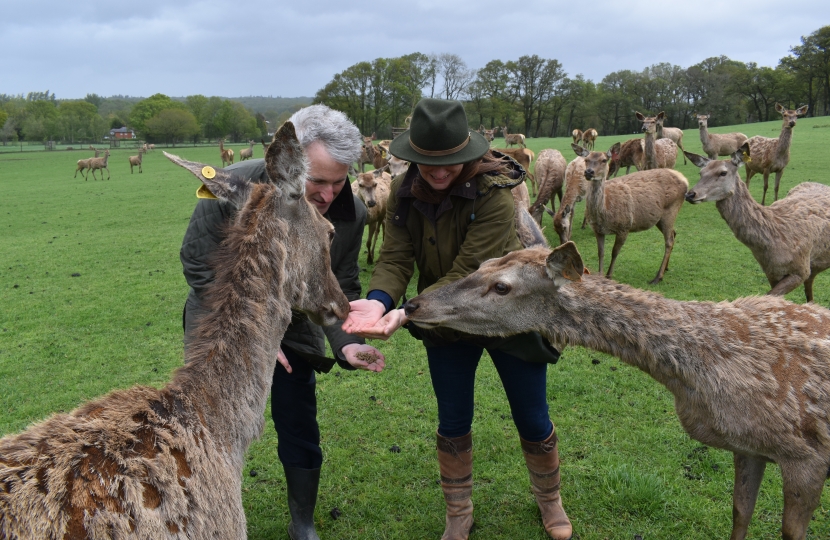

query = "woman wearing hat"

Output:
[[343, 98, 572, 540]]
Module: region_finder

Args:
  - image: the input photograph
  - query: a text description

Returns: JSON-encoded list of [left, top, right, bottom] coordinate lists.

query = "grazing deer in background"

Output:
[[685, 144, 830, 302], [612, 138, 644, 177], [529, 149, 567, 226], [404, 240, 830, 540], [654, 115, 686, 165], [501, 126, 526, 148], [128, 148, 145, 174], [574, 142, 688, 284], [74, 148, 103, 179], [744, 103, 808, 205], [0, 122, 350, 539], [87, 149, 111, 181], [352, 168, 391, 265], [571, 128, 583, 144], [219, 139, 234, 167], [636, 112, 677, 170], [695, 114, 748, 160], [239, 140, 255, 161], [580, 128, 597, 150]]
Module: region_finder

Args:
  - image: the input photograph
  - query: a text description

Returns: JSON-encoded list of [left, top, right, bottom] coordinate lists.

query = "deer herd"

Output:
[[16, 104, 829, 539]]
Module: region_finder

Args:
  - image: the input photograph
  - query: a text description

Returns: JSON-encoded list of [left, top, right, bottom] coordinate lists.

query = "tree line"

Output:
[[314, 25, 830, 139]]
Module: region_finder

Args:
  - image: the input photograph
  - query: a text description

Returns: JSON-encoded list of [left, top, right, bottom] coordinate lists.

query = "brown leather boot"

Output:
[[437, 431, 473, 540], [521, 427, 573, 540]]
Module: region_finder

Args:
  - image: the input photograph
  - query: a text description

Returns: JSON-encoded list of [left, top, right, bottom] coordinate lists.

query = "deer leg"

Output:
[[804, 272, 816, 303], [768, 274, 804, 297], [761, 171, 770, 206], [729, 453, 766, 540], [649, 226, 676, 285], [745, 169, 755, 188], [366, 222, 377, 265], [773, 170, 784, 203], [605, 232, 628, 279], [595, 233, 606, 276], [779, 461, 825, 540], [581, 212, 588, 230], [106, 167, 110, 180]]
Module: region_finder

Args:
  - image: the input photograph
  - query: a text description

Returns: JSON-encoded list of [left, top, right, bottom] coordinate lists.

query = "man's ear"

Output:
[[546, 242, 584, 287]]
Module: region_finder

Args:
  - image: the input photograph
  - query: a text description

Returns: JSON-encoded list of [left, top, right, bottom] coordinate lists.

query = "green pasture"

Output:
[[2, 119, 830, 539]]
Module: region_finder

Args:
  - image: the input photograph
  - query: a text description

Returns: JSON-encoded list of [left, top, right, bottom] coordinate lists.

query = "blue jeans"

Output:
[[426, 341, 553, 442]]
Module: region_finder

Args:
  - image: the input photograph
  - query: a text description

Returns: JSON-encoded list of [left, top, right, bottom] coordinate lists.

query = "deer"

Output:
[[635, 112, 677, 170], [501, 126, 526, 148], [552, 156, 589, 245], [128, 148, 145, 174], [87, 149, 111, 181], [612, 138, 644, 177], [387, 155, 410, 177], [694, 114, 748, 160], [219, 139, 234, 167], [74, 148, 103, 179], [574, 142, 688, 284], [654, 115, 687, 164], [571, 128, 583, 144], [356, 135, 376, 173], [528, 149, 567, 226], [479, 125, 498, 143], [352, 168, 391, 265], [239, 140, 255, 161], [684, 144, 830, 303], [403, 240, 830, 540], [744, 103, 809, 205], [580, 128, 598, 150], [0, 122, 350, 539]]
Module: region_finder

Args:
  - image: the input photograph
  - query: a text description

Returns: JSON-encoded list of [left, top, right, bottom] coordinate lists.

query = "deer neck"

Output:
[[698, 124, 709, 145], [546, 276, 716, 395], [715, 178, 774, 248], [644, 131, 656, 169], [774, 123, 793, 163], [585, 176, 607, 227], [172, 186, 293, 464]]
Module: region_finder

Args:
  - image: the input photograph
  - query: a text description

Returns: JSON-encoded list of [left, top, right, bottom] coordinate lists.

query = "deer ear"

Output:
[[775, 102, 784, 113], [265, 121, 307, 200], [635, 111, 645, 121], [732, 142, 751, 167], [545, 242, 584, 286], [571, 143, 587, 157], [685, 151, 709, 169], [164, 152, 251, 206], [796, 104, 809, 116]]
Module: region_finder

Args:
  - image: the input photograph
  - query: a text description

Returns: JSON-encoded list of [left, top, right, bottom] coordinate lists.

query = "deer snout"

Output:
[[684, 191, 699, 204], [403, 299, 419, 317], [367, 200, 377, 208], [584, 168, 595, 180]]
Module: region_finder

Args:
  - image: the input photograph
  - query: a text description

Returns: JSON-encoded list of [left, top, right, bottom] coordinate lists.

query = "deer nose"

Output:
[[367, 200, 376, 208], [584, 168, 594, 179], [403, 300, 419, 317], [684, 191, 696, 203]]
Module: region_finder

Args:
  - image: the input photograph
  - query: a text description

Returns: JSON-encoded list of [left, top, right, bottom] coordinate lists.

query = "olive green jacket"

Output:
[[368, 159, 560, 363]]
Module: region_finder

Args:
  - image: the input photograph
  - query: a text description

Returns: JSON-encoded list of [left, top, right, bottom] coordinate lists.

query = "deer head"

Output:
[[775, 103, 808, 129], [684, 143, 750, 204]]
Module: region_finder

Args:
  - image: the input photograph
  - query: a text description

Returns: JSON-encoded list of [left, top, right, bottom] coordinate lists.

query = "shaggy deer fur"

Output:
[[612, 138, 644, 177], [501, 126, 526, 148], [744, 103, 809, 205], [636, 112, 677, 170], [128, 149, 145, 174], [654, 115, 687, 164], [352, 168, 391, 265], [580, 128, 598, 150], [574, 142, 688, 284], [695, 114, 748, 160], [404, 241, 830, 540], [529, 149, 567, 226], [87, 150, 111, 181], [219, 140, 234, 167], [0, 122, 350, 539], [239, 140, 255, 161], [685, 145, 830, 302]]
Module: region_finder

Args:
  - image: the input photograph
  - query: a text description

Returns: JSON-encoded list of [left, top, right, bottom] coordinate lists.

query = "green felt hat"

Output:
[[389, 98, 490, 166]]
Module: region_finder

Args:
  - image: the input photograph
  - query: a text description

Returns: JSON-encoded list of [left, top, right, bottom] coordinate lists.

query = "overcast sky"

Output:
[[2, 0, 826, 100]]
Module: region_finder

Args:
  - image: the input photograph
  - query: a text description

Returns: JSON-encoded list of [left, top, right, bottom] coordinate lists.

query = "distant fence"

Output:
[[0, 140, 251, 154]]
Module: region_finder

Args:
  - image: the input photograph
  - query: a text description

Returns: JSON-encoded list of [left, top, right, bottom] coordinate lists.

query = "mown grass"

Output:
[[1, 119, 829, 539]]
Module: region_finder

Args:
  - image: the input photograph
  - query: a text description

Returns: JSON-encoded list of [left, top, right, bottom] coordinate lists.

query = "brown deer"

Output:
[[695, 114, 748, 160], [528, 149, 567, 226], [352, 168, 391, 265], [479, 125, 499, 143], [87, 149, 111, 181], [635, 112, 677, 170], [501, 126, 526, 148], [552, 156, 589, 245], [654, 115, 686, 164], [403, 240, 830, 540], [571, 128, 583, 144], [239, 140, 255, 161], [685, 144, 830, 302], [0, 122, 350, 539], [74, 149, 103, 179], [744, 103, 809, 205], [219, 139, 234, 167], [612, 138, 644, 177], [580, 128, 597, 150], [128, 148, 145, 174], [574, 142, 688, 284]]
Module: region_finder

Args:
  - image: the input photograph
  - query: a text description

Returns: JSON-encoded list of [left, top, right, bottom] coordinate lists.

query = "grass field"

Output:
[[2, 119, 830, 539]]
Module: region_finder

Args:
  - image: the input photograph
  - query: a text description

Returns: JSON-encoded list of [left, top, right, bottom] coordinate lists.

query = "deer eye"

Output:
[[719, 171, 727, 177], [493, 282, 510, 295]]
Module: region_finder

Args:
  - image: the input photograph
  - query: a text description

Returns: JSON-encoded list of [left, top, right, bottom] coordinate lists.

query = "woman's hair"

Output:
[[288, 104, 363, 165], [412, 151, 514, 204]]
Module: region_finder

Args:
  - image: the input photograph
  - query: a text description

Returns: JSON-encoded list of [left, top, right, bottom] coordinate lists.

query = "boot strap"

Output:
[[528, 465, 560, 479], [441, 473, 473, 485]]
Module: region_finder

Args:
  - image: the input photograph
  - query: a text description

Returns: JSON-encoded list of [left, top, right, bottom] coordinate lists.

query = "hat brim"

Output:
[[389, 130, 491, 166]]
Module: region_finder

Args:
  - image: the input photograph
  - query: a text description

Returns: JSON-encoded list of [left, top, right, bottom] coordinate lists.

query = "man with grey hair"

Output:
[[180, 104, 385, 540]]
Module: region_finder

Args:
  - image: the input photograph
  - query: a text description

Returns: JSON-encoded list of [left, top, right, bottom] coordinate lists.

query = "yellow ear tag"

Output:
[[202, 166, 216, 179], [742, 152, 751, 163], [196, 185, 218, 199]]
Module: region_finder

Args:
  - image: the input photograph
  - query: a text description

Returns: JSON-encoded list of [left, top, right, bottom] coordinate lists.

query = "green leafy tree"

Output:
[[56, 100, 100, 143], [781, 25, 830, 116], [145, 109, 200, 146], [506, 55, 565, 137], [129, 94, 185, 136]]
